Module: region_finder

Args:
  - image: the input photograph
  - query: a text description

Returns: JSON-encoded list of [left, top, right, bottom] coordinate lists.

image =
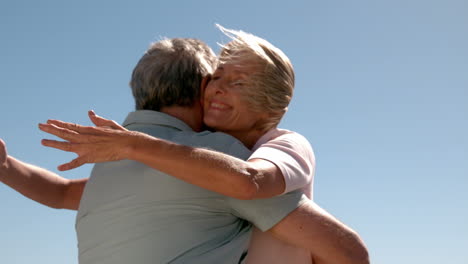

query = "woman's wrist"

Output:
[[123, 131, 154, 162]]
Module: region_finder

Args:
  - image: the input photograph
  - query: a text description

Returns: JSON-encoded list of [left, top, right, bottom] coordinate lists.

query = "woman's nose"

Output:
[[214, 82, 228, 94]]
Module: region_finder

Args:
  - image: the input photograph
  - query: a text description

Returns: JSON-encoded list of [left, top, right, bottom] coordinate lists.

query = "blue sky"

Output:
[[1, 1, 467, 263]]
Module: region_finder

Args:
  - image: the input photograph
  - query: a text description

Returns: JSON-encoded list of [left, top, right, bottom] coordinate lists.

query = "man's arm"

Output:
[[0, 139, 86, 210], [270, 200, 370, 264]]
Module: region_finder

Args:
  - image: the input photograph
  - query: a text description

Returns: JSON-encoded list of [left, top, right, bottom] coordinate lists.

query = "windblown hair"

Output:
[[130, 38, 217, 111], [217, 25, 295, 131]]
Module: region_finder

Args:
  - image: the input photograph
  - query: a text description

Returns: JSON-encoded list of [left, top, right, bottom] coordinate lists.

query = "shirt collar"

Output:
[[122, 110, 193, 132]]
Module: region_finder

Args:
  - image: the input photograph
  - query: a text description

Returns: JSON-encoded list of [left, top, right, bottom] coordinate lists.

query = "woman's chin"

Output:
[[203, 117, 224, 130]]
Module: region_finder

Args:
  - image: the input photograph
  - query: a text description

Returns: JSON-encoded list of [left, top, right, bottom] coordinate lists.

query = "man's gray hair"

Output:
[[130, 38, 217, 111]]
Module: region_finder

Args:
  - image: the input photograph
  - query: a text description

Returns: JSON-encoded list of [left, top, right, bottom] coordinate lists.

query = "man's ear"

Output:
[[201, 75, 211, 92], [200, 75, 212, 106]]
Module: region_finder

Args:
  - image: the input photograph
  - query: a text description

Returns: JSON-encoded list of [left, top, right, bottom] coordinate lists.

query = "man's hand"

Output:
[[38, 111, 143, 171], [0, 139, 8, 169], [0, 137, 86, 210]]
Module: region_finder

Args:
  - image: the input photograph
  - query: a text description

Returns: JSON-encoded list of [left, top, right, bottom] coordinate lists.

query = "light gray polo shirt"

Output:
[[76, 110, 307, 264]]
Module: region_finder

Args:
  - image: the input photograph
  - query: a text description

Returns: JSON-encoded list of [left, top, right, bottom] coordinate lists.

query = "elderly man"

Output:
[[1, 37, 368, 264]]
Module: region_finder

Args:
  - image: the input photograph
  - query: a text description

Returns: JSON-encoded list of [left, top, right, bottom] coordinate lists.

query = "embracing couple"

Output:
[[0, 26, 369, 264]]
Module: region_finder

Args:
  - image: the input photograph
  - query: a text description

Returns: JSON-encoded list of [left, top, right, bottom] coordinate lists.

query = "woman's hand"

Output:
[[38, 111, 141, 171], [87, 110, 126, 131]]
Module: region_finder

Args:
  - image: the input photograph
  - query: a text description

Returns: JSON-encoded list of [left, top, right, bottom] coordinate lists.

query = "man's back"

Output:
[[76, 111, 252, 263]]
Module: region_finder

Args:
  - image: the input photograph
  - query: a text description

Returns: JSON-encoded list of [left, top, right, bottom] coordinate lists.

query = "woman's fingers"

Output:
[[41, 139, 76, 152], [39, 116, 130, 171], [39, 117, 131, 169], [47, 119, 98, 134], [39, 122, 106, 144], [88, 110, 126, 131], [58, 156, 87, 171], [41, 139, 88, 171], [39, 123, 82, 142]]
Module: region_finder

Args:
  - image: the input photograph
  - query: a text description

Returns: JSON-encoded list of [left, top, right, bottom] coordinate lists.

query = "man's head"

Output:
[[216, 26, 295, 132], [130, 38, 217, 111]]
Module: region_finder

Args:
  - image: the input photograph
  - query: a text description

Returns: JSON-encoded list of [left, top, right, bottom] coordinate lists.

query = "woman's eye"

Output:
[[211, 76, 220, 81], [232, 81, 245, 87]]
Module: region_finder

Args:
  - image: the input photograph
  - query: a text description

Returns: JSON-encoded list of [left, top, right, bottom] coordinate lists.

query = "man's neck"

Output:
[[160, 105, 203, 132]]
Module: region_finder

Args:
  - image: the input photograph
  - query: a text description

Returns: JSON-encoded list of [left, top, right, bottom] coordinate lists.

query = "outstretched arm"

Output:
[[38, 112, 285, 200], [38, 115, 369, 262], [270, 200, 370, 264], [0, 139, 86, 210]]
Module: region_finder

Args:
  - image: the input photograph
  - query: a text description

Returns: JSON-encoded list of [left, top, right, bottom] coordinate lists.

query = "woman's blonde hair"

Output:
[[217, 25, 295, 132]]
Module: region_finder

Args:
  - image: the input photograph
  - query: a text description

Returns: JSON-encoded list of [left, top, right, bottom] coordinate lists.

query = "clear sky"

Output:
[[0, 1, 467, 263]]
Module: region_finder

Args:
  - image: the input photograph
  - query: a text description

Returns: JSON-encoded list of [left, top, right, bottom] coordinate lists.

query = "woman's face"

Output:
[[203, 63, 267, 137]]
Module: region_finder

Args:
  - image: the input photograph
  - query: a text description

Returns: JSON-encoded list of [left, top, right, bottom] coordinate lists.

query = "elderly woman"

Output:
[[38, 28, 363, 264]]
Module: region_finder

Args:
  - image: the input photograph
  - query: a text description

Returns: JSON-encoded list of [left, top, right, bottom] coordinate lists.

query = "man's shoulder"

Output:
[[127, 120, 251, 160], [174, 130, 238, 143], [172, 131, 251, 160]]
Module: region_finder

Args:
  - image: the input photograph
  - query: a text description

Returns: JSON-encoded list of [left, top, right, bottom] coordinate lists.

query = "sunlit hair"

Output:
[[216, 24, 295, 132], [130, 38, 217, 111]]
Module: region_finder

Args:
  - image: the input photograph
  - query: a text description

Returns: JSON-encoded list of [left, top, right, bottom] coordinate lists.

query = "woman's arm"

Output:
[[130, 135, 286, 200], [270, 200, 370, 264], [0, 139, 86, 210], [38, 115, 286, 200]]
